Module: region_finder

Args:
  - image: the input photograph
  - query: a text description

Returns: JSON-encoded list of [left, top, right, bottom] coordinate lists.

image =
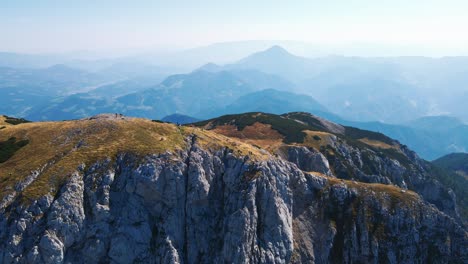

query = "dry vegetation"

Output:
[[359, 137, 398, 150], [301, 130, 335, 150], [326, 176, 420, 205], [211, 122, 284, 152], [0, 117, 274, 203], [183, 126, 271, 161], [1, 114, 419, 209], [0, 117, 186, 202], [0, 115, 13, 127]]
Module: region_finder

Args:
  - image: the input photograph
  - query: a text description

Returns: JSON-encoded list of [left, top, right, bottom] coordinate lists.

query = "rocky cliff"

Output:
[[0, 114, 467, 263]]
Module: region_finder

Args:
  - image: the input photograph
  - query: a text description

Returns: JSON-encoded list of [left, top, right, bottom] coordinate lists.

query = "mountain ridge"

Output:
[[0, 113, 466, 263], [192, 112, 467, 220]]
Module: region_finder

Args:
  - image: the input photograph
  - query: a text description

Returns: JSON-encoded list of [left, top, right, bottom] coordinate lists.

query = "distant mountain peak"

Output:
[[233, 45, 307, 74], [238, 45, 295, 62], [196, 62, 222, 72], [255, 45, 294, 58], [202, 62, 219, 68], [161, 113, 200, 124], [264, 45, 289, 54]]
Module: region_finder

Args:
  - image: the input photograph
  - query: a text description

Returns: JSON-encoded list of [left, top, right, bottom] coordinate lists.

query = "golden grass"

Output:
[[182, 126, 270, 161], [306, 171, 330, 178], [0, 115, 13, 127], [326, 176, 420, 205], [0, 117, 186, 202], [0, 117, 274, 203], [359, 137, 398, 150], [210, 122, 284, 153], [301, 130, 335, 150], [0, 116, 419, 208], [322, 176, 421, 236], [200, 124, 339, 156], [205, 123, 422, 207], [211, 122, 283, 140]]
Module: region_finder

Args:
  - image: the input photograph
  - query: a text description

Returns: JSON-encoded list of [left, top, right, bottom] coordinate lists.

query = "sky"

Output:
[[1, 0, 468, 56]]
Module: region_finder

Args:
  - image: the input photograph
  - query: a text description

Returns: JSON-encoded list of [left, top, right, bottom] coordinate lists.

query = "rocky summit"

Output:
[[0, 113, 467, 263]]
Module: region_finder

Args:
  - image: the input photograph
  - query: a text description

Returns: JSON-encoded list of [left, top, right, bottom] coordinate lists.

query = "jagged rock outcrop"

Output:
[[299, 134, 462, 220], [195, 112, 463, 222], [286, 146, 332, 176], [1, 137, 466, 263]]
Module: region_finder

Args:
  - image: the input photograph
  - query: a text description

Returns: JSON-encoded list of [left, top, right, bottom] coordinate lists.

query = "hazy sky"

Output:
[[1, 0, 468, 55]]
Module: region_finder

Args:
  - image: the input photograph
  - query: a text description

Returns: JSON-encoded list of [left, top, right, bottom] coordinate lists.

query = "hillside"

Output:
[[434, 153, 468, 177], [212, 89, 328, 117], [161, 114, 200, 124], [431, 153, 468, 220], [194, 112, 467, 220], [0, 114, 466, 263]]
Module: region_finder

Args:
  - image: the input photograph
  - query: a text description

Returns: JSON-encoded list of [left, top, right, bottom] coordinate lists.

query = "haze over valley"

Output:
[[1, 44, 468, 159]]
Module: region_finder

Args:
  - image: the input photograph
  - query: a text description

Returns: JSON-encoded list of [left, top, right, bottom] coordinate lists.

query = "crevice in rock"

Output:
[[182, 134, 197, 264]]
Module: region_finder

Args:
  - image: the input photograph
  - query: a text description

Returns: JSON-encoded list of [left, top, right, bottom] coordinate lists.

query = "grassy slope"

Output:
[[0, 117, 186, 202], [0, 116, 274, 203], [0, 137, 30, 163], [0, 115, 31, 126], [433, 153, 468, 176], [194, 112, 313, 143], [193, 112, 468, 219], [0, 114, 442, 213], [0, 115, 13, 127], [326, 176, 420, 205], [431, 153, 468, 219], [194, 112, 409, 166]]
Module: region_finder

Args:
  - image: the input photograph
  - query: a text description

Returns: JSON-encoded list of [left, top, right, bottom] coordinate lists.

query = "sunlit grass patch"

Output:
[[0, 117, 185, 202]]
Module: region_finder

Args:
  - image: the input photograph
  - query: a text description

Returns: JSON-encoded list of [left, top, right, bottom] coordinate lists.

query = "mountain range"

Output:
[[207, 46, 464, 123], [1, 45, 467, 161]]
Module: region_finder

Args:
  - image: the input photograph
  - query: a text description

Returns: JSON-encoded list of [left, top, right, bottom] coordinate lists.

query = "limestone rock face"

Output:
[[286, 146, 332, 176], [0, 138, 466, 263], [292, 135, 462, 220]]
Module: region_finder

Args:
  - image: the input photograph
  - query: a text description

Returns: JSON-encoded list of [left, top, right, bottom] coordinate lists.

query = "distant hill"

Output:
[[0, 52, 67, 68], [433, 153, 468, 177], [3, 46, 468, 161], [405, 115, 466, 132], [28, 68, 304, 121], [193, 66, 297, 92], [213, 89, 328, 117], [432, 153, 468, 220], [95, 61, 168, 80], [26, 70, 278, 120], [340, 116, 468, 160], [0, 65, 112, 117], [161, 114, 200, 124], [215, 46, 468, 122], [118, 70, 258, 119], [0, 65, 107, 96], [311, 78, 427, 123], [216, 46, 429, 123], [87, 77, 163, 98], [224, 45, 313, 82]]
